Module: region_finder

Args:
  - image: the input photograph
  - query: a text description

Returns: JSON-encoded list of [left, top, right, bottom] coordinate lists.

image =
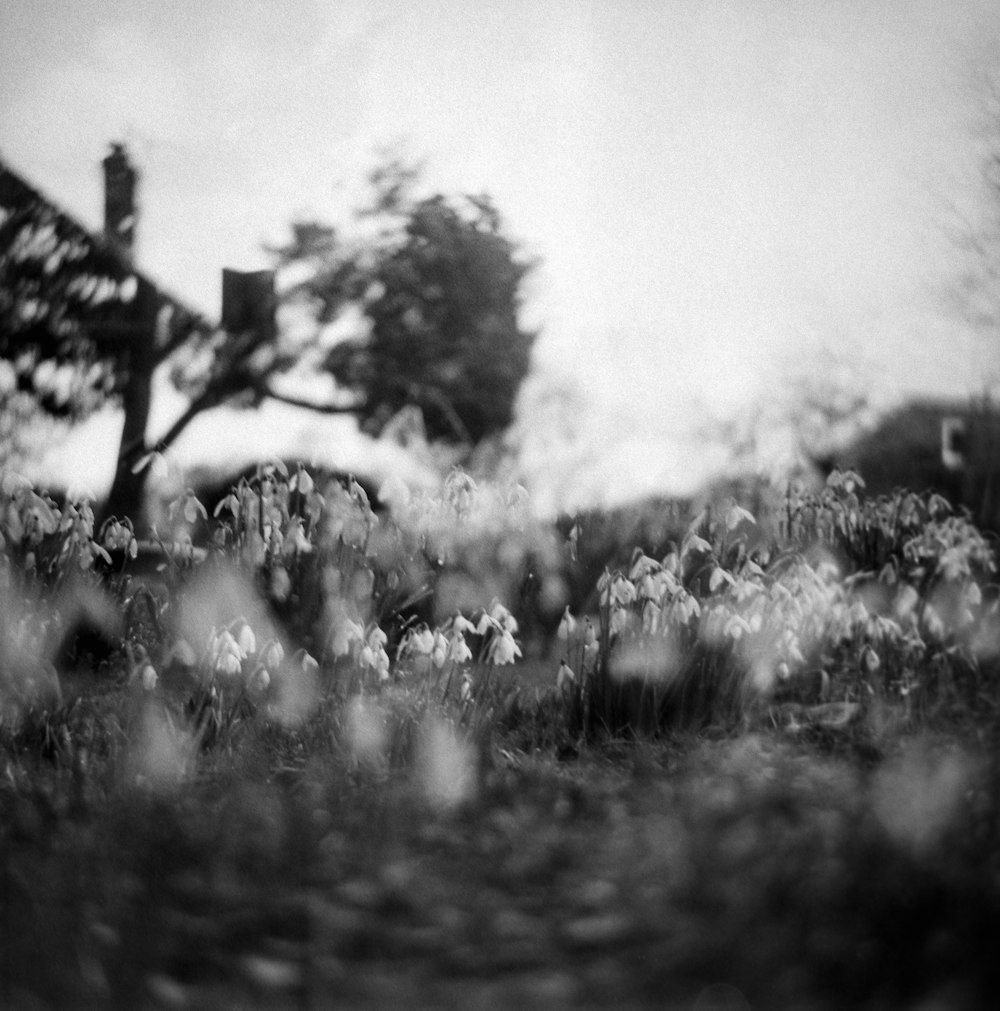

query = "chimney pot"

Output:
[[102, 142, 138, 256], [222, 268, 277, 340]]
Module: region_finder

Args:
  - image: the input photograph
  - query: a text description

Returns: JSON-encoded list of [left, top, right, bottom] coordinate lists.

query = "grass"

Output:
[[2, 663, 999, 1010]]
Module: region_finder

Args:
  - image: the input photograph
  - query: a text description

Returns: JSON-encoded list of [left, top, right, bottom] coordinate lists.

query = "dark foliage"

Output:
[[274, 175, 536, 445]]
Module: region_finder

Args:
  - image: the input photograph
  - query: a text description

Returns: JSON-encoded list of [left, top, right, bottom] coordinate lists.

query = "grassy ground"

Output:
[[2, 666, 999, 1011]]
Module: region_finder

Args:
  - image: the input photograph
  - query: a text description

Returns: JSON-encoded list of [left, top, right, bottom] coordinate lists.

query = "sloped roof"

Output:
[[0, 153, 211, 346]]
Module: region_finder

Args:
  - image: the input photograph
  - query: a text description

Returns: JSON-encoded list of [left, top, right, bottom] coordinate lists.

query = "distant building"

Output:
[[830, 398, 999, 534]]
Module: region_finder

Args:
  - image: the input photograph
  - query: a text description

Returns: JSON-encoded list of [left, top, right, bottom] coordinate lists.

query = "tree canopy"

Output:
[[271, 174, 536, 445]]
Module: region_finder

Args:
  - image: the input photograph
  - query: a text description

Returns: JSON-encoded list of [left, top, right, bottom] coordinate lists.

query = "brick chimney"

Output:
[[102, 142, 138, 257]]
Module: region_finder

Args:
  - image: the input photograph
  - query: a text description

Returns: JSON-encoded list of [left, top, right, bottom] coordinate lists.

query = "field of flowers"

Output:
[[1, 461, 999, 1009]]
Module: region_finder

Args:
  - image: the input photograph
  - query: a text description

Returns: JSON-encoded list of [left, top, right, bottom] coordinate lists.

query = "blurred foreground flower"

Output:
[[126, 702, 195, 791], [419, 715, 476, 809]]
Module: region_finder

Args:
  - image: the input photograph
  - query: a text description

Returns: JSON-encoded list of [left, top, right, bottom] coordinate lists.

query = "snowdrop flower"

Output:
[[583, 640, 600, 675], [397, 626, 435, 664], [672, 592, 701, 624], [173, 489, 208, 525], [556, 660, 576, 691], [725, 502, 756, 531], [611, 576, 637, 607], [847, 600, 870, 630], [861, 645, 881, 674], [724, 614, 752, 641], [448, 632, 473, 664], [259, 639, 285, 672], [378, 474, 412, 512], [629, 552, 660, 581], [360, 640, 391, 680], [781, 630, 805, 666], [270, 564, 292, 602], [101, 517, 138, 557], [210, 629, 245, 678], [172, 531, 195, 562], [681, 534, 712, 560], [78, 539, 112, 570], [460, 673, 473, 703], [140, 662, 158, 691], [583, 620, 597, 648], [445, 468, 476, 514], [215, 647, 244, 679], [329, 614, 365, 657], [642, 599, 662, 635], [431, 631, 449, 669], [450, 613, 477, 636], [291, 465, 314, 496], [292, 649, 319, 676], [348, 477, 371, 511], [557, 606, 577, 640], [282, 517, 312, 557], [213, 490, 241, 519], [230, 618, 256, 657], [489, 598, 518, 634], [733, 577, 764, 603], [373, 646, 391, 681], [412, 626, 435, 655], [367, 626, 388, 651], [490, 629, 522, 666], [169, 637, 197, 670], [249, 665, 271, 693], [610, 607, 631, 637], [701, 605, 728, 642], [359, 622, 390, 671], [567, 522, 580, 561]]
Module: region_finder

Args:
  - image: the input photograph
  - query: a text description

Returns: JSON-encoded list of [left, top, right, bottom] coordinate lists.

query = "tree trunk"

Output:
[[100, 278, 158, 532]]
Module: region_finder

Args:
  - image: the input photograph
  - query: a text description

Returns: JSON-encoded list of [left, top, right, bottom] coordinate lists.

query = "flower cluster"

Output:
[[475, 598, 523, 666], [0, 469, 112, 580], [208, 460, 332, 570], [563, 473, 998, 724], [100, 516, 138, 559], [196, 617, 287, 694]]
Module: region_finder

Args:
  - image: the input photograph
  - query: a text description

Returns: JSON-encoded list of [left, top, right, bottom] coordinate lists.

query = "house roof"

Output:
[[0, 152, 211, 346]]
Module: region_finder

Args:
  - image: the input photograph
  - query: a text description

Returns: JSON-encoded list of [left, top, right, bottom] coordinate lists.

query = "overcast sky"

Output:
[[2, 1, 999, 508]]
